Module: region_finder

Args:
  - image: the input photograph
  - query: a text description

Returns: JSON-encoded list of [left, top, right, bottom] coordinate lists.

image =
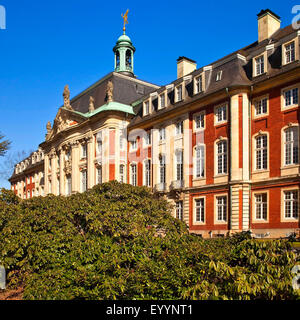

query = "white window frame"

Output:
[[282, 189, 299, 220], [144, 100, 150, 116], [159, 127, 166, 142], [194, 111, 205, 131], [255, 134, 268, 171], [194, 197, 205, 224], [176, 201, 183, 220], [283, 40, 296, 65], [216, 70, 222, 81], [216, 140, 228, 175], [119, 164, 125, 183], [253, 96, 268, 118], [81, 170, 87, 192], [284, 126, 299, 166], [144, 159, 151, 187], [215, 195, 227, 224], [214, 104, 227, 125], [282, 86, 299, 109], [175, 84, 183, 102], [66, 175, 72, 195], [175, 149, 183, 182], [194, 74, 204, 94], [175, 120, 183, 136], [253, 192, 268, 221], [194, 144, 205, 179], [159, 154, 166, 184], [97, 166, 102, 185], [159, 92, 166, 109], [130, 163, 137, 186], [130, 138, 138, 151]]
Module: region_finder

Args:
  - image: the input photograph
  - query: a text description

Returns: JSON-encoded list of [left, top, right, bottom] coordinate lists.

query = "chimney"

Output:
[[257, 9, 281, 43], [177, 56, 197, 79]]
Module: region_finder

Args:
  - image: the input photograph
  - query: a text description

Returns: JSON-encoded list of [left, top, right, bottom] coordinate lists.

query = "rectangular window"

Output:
[[159, 127, 166, 141], [284, 88, 298, 107], [196, 145, 205, 178], [255, 55, 264, 76], [160, 93, 165, 108], [176, 201, 183, 220], [144, 159, 151, 187], [195, 198, 205, 222], [175, 121, 183, 136], [216, 71, 222, 81], [97, 140, 102, 155], [97, 167, 102, 184], [81, 170, 87, 192], [131, 139, 137, 150], [176, 85, 182, 102], [255, 193, 267, 220], [216, 196, 227, 222], [195, 75, 202, 93], [119, 134, 124, 150], [145, 131, 151, 145], [81, 144, 87, 159], [159, 155, 166, 184], [131, 164, 137, 186], [176, 150, 183, 181], [195, 113, 205, 130], [255, 135, 267, 170], [119, 164, 125, 183], [66, 175, 72, 195], [285, 41, 295, 64], [255, 98, 268, 115], [284, 190, 298, 219], [285, 127, 299, 165], [216, 105, 227, 123], [144, 101, 150, 115], [217, 140, 227, 174]]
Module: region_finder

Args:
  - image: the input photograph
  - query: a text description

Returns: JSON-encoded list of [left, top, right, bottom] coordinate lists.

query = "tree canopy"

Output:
[[0, 181, 299, 300], [0, 133, 11, 157]]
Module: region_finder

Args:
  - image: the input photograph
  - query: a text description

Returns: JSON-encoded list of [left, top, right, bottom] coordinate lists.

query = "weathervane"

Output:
[[121, 9, 129, 34]]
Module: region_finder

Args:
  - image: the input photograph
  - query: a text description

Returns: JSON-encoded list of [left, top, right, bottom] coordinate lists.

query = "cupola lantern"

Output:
[[113, 10, 136, 76]]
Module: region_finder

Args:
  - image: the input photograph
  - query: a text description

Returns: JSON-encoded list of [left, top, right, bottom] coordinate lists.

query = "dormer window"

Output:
[[216, 71, 222, 81], [255, 55, 264, 76], [144, 100, 150, 116], [195, 74, 203, 94], [176, 85, 183, 102], [159, 93, 165, 109], [284, 41, 295, 64]]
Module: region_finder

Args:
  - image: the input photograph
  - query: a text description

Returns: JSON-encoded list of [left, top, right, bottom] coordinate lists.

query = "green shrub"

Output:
[[0, 181, 299, 300]]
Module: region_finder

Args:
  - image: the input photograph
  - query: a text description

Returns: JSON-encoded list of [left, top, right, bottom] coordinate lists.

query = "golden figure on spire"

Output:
[[121, 9, 129, 33]]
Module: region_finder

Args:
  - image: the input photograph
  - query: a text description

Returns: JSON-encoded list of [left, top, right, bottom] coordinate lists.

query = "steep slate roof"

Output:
[[67, 72, 159, 114], [129, 22, 300, 128]]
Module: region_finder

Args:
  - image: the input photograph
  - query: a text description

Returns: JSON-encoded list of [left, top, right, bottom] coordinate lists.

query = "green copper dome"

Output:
[[117, 34, 132, 43]]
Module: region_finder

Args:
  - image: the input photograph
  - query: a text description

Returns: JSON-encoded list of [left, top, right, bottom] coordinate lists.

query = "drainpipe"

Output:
[[248, 86, 253, 232], [225, 87, 232, 231]]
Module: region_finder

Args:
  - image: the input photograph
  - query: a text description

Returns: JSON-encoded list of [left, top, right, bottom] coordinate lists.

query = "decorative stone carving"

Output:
[[89, 96, 95, 112], [63, 85, 73, 110], [64, 160, 72, 175], [106, 80, 114, 103]]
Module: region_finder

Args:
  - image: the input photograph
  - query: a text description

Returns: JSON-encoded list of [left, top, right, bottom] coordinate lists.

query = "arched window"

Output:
[[126, 50, 132, 68], [116, 51, 120, 68]]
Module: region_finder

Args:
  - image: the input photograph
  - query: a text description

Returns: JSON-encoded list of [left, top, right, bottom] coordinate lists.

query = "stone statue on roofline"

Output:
[[63, 85, 73, 110], [106, 80, 114, 103], [89, 96, 95, 112]]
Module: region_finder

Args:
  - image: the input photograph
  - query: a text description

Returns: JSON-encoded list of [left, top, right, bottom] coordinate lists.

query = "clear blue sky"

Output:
[[0, 0, 297, 188]]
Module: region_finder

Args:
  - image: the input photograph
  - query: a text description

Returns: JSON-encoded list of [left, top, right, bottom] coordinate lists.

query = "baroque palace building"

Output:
[[9, 9, 300, 238]]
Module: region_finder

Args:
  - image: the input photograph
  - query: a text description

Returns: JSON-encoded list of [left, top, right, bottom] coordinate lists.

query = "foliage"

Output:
[[0, 181, 299, 300], [0, 133, 11, 157]]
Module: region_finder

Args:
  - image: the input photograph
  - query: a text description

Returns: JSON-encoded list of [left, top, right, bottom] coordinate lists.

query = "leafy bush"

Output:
[[0, 182, 299, 300]]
